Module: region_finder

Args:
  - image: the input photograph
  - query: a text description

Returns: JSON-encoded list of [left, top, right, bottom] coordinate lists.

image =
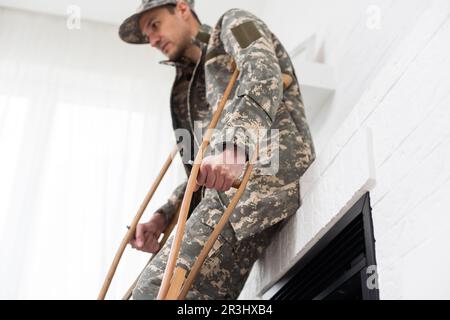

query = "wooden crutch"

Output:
[[121, 182, 242, 300], [176, 147, 258, 300], [97, 145, 179, 300], [157, 65, 240, 300], [111, 69, 293, 300], [158, 70, 294, 300]]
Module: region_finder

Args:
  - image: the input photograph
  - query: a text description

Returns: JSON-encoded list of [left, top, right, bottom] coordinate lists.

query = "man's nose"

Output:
[[149, 34, 161, 48]]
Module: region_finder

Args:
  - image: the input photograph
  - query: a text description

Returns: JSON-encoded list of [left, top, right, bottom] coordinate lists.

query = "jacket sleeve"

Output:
[[211, 9, 283, 157], [155, 181, 187, 229]]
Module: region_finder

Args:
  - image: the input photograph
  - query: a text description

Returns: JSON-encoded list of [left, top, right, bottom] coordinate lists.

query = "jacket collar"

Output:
[[159, 24, 211, 68], [193, 24, 212, 47]]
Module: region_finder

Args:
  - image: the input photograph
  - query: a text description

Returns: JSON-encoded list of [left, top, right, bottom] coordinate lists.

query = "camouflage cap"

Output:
[[119, 0, 195, 44]]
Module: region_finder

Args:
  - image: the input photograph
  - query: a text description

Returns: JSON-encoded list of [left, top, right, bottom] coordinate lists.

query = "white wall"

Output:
[[241, 0, 450, 300], [260, 0, 430, 153]]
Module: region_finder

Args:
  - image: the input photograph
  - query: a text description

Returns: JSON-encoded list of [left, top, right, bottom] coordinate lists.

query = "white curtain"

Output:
[[0, 8, 185, 299]]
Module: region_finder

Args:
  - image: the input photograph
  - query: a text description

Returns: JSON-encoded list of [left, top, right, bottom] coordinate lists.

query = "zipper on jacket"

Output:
[[187, 49, 205, 153]]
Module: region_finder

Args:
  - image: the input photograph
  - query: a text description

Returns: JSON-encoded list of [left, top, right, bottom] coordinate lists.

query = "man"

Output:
[[119, 0, 316, 300]]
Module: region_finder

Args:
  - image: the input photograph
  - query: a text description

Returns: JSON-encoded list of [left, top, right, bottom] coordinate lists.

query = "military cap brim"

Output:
[[119, 0, 194, 44]]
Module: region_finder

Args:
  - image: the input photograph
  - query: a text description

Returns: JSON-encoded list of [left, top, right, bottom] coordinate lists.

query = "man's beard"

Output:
[[168, 34, 191, 61], [169, 46, 185, 61]]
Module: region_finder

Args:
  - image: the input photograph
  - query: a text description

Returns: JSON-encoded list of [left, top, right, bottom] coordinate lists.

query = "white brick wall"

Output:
[[240, 0, 450, 300]]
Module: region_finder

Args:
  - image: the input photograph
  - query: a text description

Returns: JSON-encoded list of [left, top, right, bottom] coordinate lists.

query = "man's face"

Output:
[[139, 6, 192, 61]]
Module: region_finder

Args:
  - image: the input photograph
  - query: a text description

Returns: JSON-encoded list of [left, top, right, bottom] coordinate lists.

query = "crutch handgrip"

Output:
[[232, 179, 242, 189], [282, 73, 293, 89]]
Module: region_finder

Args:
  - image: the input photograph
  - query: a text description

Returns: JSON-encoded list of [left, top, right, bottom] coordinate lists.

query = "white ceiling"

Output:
[[0, 0, 267, 26]]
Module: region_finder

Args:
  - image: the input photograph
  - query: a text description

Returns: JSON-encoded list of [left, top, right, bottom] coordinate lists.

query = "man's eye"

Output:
[[151, 22, 160, 30]]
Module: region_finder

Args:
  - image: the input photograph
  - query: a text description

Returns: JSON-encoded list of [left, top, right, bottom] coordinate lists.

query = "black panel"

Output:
[[271, 193, 379, 300]]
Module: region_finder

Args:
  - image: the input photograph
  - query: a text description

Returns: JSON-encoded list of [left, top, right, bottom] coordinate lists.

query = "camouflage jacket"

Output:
[[157, 9, 316, 241]]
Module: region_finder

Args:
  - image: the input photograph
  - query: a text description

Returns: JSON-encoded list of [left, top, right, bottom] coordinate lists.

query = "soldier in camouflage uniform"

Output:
[[119, 0, 316, 300]]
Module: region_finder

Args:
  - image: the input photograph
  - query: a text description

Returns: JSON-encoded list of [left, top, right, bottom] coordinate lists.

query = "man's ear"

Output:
[[176, 1, 191, 21]]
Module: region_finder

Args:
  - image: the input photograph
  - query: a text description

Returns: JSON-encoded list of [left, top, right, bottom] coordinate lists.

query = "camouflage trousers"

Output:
[[132, 190, 280, 300]]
